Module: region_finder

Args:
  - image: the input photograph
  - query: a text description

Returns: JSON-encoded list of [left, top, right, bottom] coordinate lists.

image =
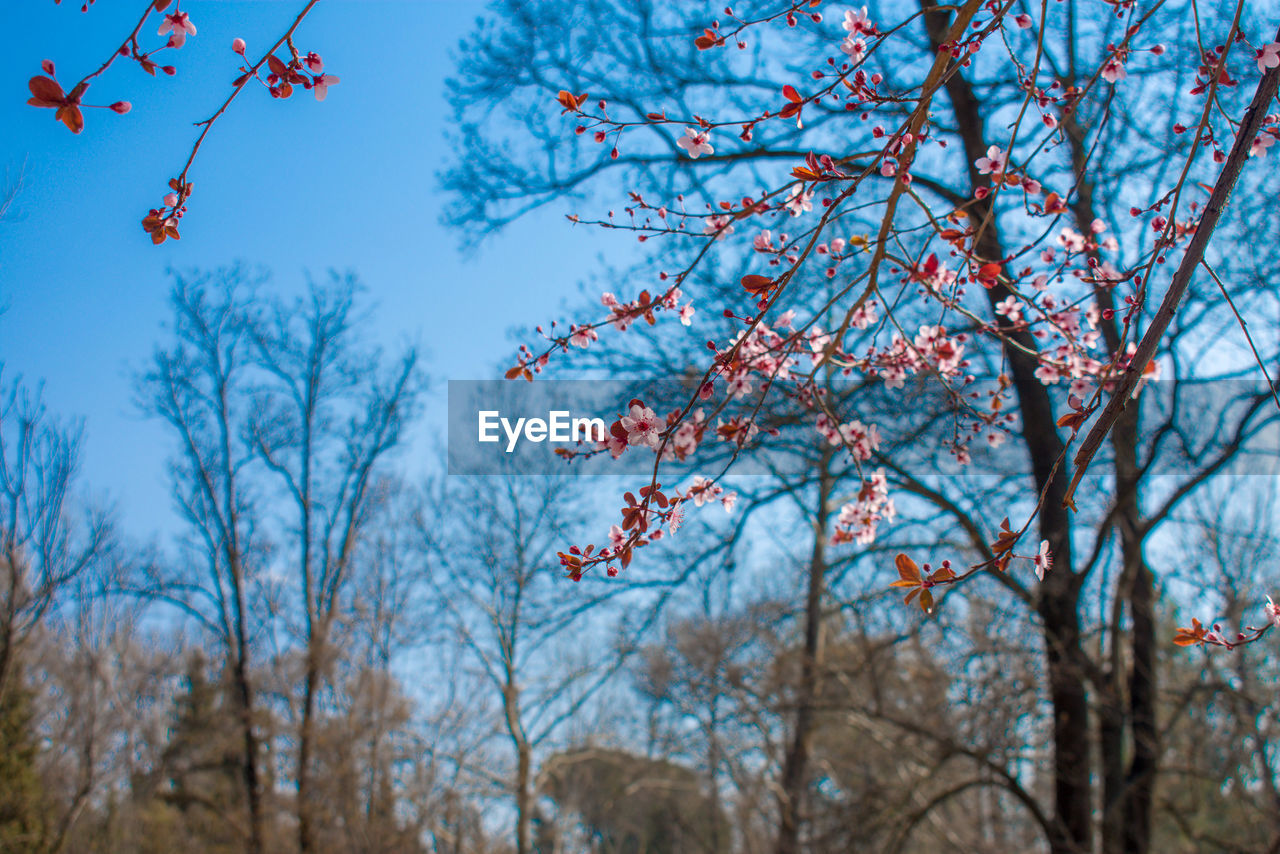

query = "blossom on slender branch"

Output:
[[676, 127, 714, 158]]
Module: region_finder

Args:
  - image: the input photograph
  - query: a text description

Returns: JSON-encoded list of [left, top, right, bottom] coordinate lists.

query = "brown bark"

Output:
[[1060, 95, 1156, 854], [920, 3, 1092, 850], [775, 454, 832, 854]]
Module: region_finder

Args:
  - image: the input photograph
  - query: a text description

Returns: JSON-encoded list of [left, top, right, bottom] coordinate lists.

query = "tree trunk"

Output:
[[1060, 94, 1157, 854], [232, 649, 264, 854], [775, 454, 832, 854], [503, 676, 533, 854], [919, 3, 1093, 850], [297, 647, 320, 854]]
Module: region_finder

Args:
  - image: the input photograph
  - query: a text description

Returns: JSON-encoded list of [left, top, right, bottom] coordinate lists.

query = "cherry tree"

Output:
[[28, 0, 1280, 851]]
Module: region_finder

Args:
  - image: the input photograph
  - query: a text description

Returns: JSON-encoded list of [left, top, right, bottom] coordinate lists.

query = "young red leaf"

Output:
[[891, 553, 922, 587], [27, 76, 66, 107]]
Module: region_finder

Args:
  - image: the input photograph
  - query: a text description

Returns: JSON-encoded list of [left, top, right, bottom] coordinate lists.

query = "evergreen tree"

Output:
[[0, 672, 46, 851]]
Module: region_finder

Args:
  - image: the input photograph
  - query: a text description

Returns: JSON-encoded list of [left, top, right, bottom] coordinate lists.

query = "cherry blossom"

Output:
[[620, 403, 661, 448], [1013, 13, 1033, 29], [1257, 41, 1280, 73], [840, 37, 866, 61], [704, 215, 734, 239], [974, 145, 1007, 176], [312, 74, 340, 101], [1250, 132, 1275, 158], [842, 6, 874, 36], [995, 295, 1023, 323], [304, 52, 325, 74], [232, 38, 247, 55], [784, 185, 814, 217], [676, 127, 714, 158], [667, 502, 685, 536], [1101, 52, 1127, 83], [1033, 540, 1052, 580], [159, 10, 197, 48], [1266, 596, 1280, 630], [568, 324, 598, 348]]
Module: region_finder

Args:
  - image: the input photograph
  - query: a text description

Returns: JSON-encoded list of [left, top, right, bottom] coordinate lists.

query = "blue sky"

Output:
[[1, 0, 629, 538]]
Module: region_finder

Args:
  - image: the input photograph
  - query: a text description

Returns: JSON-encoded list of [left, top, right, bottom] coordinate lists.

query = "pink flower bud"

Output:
[[41, 59, 55, 75], [164, 193, 179, 207], [232, 38, 246, 55], [109, 101, 132, 114]]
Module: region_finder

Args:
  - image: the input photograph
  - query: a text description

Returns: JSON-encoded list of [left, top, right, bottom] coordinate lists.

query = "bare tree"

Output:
[[246, 273, 421, 854], [0, 370, 111, 707], [421, 475, 634, 854], [136, 268, 271, 854]]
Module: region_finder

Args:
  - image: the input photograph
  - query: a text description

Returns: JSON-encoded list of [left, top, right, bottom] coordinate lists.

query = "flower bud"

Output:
[[109, 101, 132, 114], [232, 37, 246, 55]]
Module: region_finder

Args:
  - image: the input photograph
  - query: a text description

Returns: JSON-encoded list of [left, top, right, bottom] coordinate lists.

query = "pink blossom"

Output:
[[232, 38, 246, 55], [679, 304, 695, 326], [313, 74, 340, 101], [1101, 55, 1126, 83], [840, 37, 866, 61], [304, 52, 324, 74], [753, 230, 774, 252], [1250, 132, 1275, 158], [1034, 540, 1052, 580], [995, 295, 1023, 322], [720, 491, 737, 512], [159, 11, 196, 48], [667, 503, 685, 536], [608, 524, 626, 548], [569, 324, 598, 348], [676, 127, 714, 159], [703, 215, 734, 239], [620, 404, 661, 448], [1013, 13, 1033, 29], [784, 185, 814, 216], [1265, 596, 1280, 629], [842, 6, 874, 36], [975, 145, 1007, 176], [1257, 42, 1280, 73]]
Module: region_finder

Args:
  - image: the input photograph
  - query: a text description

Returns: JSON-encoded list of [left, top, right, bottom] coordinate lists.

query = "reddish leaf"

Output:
[[504, 365, 525, 380], [978, 262, 1003, 281], [892, 553, 922, 586], [740, 274, 774, 295], [267, 54, 289, 78], [56, 104, 84, 134], [1173, 618, 1207, 647], [782, 84, 802, 103], [27, 75, 66, 107], [556, 90, 588, 112]]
